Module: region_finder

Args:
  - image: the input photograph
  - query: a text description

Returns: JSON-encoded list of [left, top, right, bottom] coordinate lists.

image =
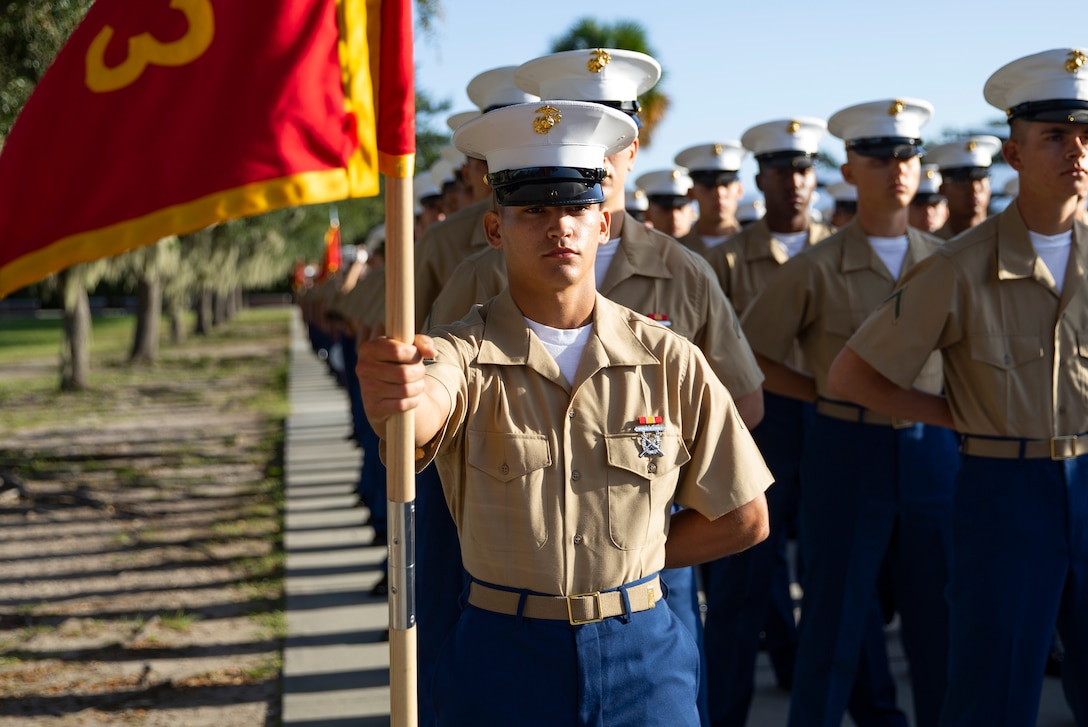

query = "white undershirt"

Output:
[[595, 237, 621, 289], [867, 234, 910, 280], [1030, 229, 1073, 294], [772, 230, 810, 259], [701, 234, 730, 249], [525, 318, 593, 385]]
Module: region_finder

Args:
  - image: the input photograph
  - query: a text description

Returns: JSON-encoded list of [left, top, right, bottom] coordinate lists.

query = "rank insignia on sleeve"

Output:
[[645, 313, 671, 327], [635, 415, 665, 458]]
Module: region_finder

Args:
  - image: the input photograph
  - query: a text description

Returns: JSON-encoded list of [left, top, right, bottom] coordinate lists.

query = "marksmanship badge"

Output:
[[635, 415, 665, 458]]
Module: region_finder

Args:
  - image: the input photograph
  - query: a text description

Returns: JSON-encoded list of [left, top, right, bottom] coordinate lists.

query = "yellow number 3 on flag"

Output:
[[85, 0, 214, 93]]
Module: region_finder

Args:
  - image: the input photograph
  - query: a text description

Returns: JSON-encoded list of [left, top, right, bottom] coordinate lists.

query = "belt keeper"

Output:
[[618, 585, 633, 622], [516, 591, 528, 624]]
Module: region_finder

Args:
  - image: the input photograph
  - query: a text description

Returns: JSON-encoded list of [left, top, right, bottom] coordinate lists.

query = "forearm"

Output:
[[664, 495, 769, 569], [828, 346, 955, 429], [733, 388, 764, 429], [755, 353, 817, 403]]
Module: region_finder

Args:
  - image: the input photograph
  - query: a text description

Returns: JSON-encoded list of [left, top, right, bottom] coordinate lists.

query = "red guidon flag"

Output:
[[0, 0, 415, 298], [318, 218, 342, 280]]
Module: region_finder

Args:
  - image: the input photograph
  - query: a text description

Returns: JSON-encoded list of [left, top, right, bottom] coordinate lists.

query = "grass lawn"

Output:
[[0, 307, 291, 431]]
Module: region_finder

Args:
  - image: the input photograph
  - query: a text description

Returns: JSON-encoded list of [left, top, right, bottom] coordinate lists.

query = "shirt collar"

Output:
[[598, 215, 675, 293], [476, 290, 659, 378], [997, 203, 1045, 281], [839, 219, 934, 279]]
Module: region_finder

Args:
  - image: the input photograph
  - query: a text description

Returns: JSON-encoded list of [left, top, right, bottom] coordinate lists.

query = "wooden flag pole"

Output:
[[384, 173, 418, 727]]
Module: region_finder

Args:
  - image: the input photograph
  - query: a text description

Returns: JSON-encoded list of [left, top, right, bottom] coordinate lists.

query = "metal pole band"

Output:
[[388, 499, 416, 630]]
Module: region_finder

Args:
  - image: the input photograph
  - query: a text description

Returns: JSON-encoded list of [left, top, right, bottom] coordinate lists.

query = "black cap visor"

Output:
[[586, 99, 642, 127], [1007, 99, 1088, 123], [846, 137, 924, 159], [648, 194, 692, 209], [756, 151, 816, 170], [487, 166, 607, 206], [911, 192, 947, 206], [940, 166, 991, 182], [690, 169, 739, 187]]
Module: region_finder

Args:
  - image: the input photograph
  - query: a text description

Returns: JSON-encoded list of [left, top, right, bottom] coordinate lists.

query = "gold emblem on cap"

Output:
[[588, 48, 611, 73], [787, 120, 802, 134], [888, 99, 906, 116], [533, 104, 562, 134], [712, 143, 723, 155], [966, 140, 977, 152], [925, 168, 936, 179], [1065, 50, 1087, 73], [670, 169, 681, 179]]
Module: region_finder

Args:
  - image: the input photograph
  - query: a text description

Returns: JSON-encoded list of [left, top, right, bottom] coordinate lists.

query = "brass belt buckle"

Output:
[[891, 417, 914, 430], [1051, 435, 1078, 461], [566, 591, 604, 625]]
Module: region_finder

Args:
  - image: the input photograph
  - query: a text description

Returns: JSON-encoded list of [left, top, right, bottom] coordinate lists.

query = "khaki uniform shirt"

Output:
[[428, 216, 765, 398], [847, 205, 1088, 439], [704, 219, 834, 316], [419, 291, 773, 595], [678, 229, 720, 257], [742, 219, 945, 399], [299, 275, 343, 324], [326, 266, 385, 330], [933, 222, 956, 241], [705, 219, 833, 372], [414, 198, 490, 329]]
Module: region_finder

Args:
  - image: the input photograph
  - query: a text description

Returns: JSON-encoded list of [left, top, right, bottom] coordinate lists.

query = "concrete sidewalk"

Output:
[[279, 309, 1076, 726], [282, 313, 390, 727]]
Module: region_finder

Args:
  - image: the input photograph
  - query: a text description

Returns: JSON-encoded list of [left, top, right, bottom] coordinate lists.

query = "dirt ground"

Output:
[[0, 316, 289, 726]]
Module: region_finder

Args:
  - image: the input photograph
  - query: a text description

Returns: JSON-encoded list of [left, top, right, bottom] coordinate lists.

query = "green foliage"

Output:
[[414, 0, 443, 38], [550, 17, 656, 54], [416, 85, 453, 174], [0, 0, 93, 140]]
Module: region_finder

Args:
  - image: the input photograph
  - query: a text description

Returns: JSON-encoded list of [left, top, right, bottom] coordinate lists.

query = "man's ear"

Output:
[[1002, 138, 1022, 172], [483, 209, 503, 249], [620, 139, 638, 171], [599, 208, 611, 243], [840, 161, 856, 186]]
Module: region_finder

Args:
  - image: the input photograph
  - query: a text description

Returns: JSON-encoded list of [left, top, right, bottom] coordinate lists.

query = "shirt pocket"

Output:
[[466, 431, 552, 553], [603, 432, 691, 551], [823, 309, 870, 356], [969, 334, 1044, 370], [968, 334, 1045, 421]]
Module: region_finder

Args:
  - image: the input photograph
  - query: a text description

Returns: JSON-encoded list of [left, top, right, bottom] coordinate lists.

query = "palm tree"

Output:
[[549, 18, 669, 148]]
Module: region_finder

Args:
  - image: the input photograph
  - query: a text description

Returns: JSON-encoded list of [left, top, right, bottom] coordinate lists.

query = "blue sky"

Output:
[[413, 0, 1082, 193]]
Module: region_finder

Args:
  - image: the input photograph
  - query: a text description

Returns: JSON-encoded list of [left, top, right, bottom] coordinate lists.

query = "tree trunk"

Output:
[[168, 294, 188, 345], [224, 287, 238, 321], [59, 268, 92, 391], [128, 276, 162, 365], [213, 290, 228, 327], [195, 288, 213, 335]]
